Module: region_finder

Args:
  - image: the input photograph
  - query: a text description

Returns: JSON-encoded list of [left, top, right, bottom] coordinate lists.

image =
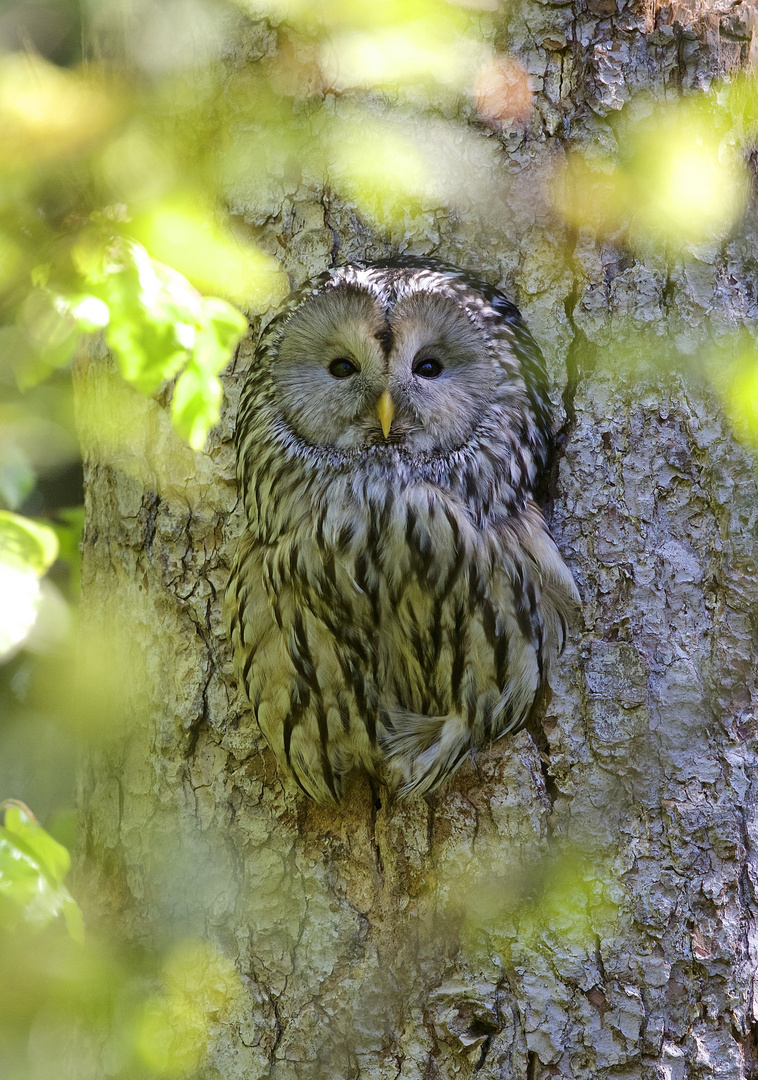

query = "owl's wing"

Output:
[[379, 499, 579, 799], [495, 501, 581, 673]]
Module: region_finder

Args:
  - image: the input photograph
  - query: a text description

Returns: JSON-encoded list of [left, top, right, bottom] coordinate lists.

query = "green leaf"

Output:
[[0, 512, 60, 659], [96, 242, 247, 425], [171, 365, 223, 451], [62, 891, 85, 944], [0, 801, 83, 939], [0, 444, 36, 511], [0, 510, 59, 575], [2, 802, 71, 883], [200, 295, 248, 352], [69, 295, 110, 331], [57, 238, 247, 449], [101, 257, 191, 395]]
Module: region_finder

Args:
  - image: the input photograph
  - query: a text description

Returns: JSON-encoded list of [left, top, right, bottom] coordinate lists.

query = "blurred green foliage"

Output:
[[0, 800, 82, 941], [442, 844, 620, 965], [0, 512, 59, 660], [0, 0, 757, 1076], [559, 83, 757, 248]]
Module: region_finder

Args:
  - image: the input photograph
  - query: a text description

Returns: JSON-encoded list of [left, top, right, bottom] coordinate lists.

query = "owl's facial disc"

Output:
[[271, 283, 498, 455], [272, 287, 390, 450], [382, 291, 497, 453]]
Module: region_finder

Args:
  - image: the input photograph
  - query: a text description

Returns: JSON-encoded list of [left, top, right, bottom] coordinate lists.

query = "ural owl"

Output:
[[226, 258, 579, 801]]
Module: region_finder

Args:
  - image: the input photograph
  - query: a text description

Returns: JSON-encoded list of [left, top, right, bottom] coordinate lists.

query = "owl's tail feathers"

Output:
[[379, 712, 472, 799]]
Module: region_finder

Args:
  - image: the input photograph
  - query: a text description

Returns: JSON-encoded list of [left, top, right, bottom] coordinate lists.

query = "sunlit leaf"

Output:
[[704, 344, 758, 448], [172, 365, 223, 450], [200, 295, 250, 348], [64, 239, 249, 448], [133, 201, 288, 307], [0, 563, 41, 659], [69, 295, 111, 331], [557, 94, 750, 249], [319, 27, 483, 93], [0, 800, 83, 941], [0, 512, 60, 659], [87, 241, 247, 446], [135, 940, 246, 1075], [1, 802, 70, 882], [171, 293, 247, 449], [0, 53, 119, 172], [0, 511, 58, 575]]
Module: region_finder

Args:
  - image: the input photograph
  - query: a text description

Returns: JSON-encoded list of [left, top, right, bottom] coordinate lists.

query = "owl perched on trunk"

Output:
[[226, 258, 579, 801]]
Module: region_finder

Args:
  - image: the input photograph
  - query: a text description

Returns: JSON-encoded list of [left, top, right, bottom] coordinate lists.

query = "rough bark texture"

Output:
[[76, 2, 758, 1077]]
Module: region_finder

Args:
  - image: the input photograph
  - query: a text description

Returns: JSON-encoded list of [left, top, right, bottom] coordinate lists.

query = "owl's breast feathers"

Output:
[[227, 451, 578, 800]]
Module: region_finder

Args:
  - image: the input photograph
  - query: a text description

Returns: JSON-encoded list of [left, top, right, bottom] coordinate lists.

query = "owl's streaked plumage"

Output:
[[225, 258, 579, 801]]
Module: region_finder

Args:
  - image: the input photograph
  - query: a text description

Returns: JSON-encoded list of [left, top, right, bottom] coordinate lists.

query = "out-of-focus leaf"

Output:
[[64, 239, 249, 448], [17, 290, 79, 384], [1, 801, 70, 881], [135, 940, 247, 1075], [51, 507, 85, 596], [319, 27, 483, 93], [727, 360, 758, 442], [237, 0, 476, 32], [0, 511, 58, 575], [0, 53, 119, 173], [0, 440, 36, 510], [721, 70, 758, 142], [0, 800, 83, 941], [0, 232, 24, 292], [474, 54, 533, 125], [0, 512, 59, 659], [200, 295, 250, 348], [62, 892, 85, 943], [557, 95, 750, 249], [133, 201, 288, 307], [69, 295, 110, 331], [0, 562, 40, 659], [328, 119, 430, 225], [704, 343, 758, 448], [172, 365, 223, 450], [171, 296, 246, 448]]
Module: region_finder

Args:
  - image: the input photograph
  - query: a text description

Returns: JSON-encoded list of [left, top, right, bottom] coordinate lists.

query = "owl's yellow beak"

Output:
[[377, 390, 395, 439]]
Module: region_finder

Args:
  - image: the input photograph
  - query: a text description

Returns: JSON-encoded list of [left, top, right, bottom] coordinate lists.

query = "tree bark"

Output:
[[76, 2, 758, 1077]]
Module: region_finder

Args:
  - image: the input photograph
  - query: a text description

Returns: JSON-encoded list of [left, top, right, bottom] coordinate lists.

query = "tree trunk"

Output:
[[75, 3, 758, 1077]]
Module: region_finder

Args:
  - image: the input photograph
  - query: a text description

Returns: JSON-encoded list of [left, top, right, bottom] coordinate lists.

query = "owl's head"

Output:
[[255, 259, 550, 465]]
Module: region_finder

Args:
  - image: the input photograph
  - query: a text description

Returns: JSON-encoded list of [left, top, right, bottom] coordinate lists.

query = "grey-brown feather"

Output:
[[225, 260, 579, 800]]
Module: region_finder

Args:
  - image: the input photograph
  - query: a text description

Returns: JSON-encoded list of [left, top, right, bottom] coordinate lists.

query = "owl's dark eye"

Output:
[[328, 358, 359, 379], [413, 358, 443, 379]]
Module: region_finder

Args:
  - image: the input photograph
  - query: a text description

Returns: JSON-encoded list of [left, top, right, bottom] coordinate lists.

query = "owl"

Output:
[[225, 258, 579, 801]]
